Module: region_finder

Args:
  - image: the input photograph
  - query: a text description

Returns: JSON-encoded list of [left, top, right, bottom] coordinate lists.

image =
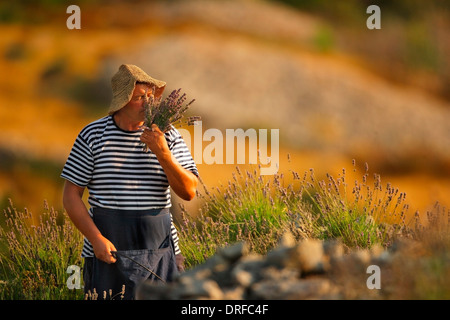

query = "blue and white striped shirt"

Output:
[[61, 115, 198, 257]]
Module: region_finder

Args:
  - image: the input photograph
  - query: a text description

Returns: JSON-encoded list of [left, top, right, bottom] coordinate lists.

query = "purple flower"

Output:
[[143, 88, 197, 133]]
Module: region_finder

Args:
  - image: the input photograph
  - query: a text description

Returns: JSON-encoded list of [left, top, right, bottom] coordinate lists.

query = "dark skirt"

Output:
[[83, 207, 178, 300]]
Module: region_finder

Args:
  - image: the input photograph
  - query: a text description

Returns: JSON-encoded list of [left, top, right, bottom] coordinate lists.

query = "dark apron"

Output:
[[86, 207, 177, 300]]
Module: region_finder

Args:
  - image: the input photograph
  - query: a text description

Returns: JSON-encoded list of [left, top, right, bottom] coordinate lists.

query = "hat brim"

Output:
[[108, 64, 166, 115]]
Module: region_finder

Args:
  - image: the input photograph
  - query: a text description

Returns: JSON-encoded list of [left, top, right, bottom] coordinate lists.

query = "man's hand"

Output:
[[91, 235, 117, 264], [175, 253, 186, 272], [140, 124, 171, 159]]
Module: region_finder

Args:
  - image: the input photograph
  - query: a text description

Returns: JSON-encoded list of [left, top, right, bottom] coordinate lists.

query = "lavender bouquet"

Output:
[[142, 88, 199, 151], [144, 88, 196, 132]]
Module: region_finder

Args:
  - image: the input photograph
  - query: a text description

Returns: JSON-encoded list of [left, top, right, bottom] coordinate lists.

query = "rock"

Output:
[[349, 249, 371, 267], [260, 266, 300, 282], [135, 282, 172, 300], [370, 244, 391, 265], [290, 239, 325, 274], [176, 277, 223, 300], [201, 254, 229, 273], [250, 278, 335, 300], [265, 245, 294, 269], [217, 241, 249, 263], [230, 253, 265, 287], [232, 269, 253, 288], [323, 239, 345, 260], [278, 231, 296, 247], [281, 278, 337, 300], [222, 286, 246, 300], [136, 236, 394, 300]]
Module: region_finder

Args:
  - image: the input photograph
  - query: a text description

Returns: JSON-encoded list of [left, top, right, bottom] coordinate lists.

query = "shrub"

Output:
[[298, 161, 413, 248], [178, 159, 418, 268], [0, 199, 84, 300]]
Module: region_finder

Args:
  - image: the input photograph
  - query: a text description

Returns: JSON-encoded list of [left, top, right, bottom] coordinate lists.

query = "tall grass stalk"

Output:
[[0, 199, 84, 299]]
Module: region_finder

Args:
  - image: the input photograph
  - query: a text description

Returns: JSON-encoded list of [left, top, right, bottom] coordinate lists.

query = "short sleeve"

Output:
[[166, 127, 199, 177], [60, 134, 94, 187]]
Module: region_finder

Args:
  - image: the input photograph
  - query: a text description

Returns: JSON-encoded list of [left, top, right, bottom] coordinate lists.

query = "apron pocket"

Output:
[[112, 248, 177, 298]]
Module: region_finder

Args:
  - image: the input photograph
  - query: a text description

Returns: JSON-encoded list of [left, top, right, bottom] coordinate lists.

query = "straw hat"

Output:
[[108, 64, 166, 115]]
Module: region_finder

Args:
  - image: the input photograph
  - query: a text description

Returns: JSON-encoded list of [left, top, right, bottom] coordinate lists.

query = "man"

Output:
[[61, 64, 199, 299]]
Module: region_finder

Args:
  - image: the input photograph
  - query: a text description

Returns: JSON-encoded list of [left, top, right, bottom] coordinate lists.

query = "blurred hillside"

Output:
[[0, 0, 449, 216], [274, 0, 450, 100]]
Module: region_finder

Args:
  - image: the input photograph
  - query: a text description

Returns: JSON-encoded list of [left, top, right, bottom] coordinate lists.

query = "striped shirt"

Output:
[[61, 115, 198, 258]]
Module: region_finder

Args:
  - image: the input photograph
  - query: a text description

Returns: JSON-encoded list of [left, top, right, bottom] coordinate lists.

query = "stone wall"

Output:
[[136, 233, 411, 300]]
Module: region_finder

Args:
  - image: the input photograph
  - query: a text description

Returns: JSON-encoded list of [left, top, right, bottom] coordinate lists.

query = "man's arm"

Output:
[[140, 124, 198, 201], [62, 180, 117, 264]]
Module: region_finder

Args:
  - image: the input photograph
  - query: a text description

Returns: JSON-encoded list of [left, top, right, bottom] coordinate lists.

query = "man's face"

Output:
[[125, 83, 154, 117]]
